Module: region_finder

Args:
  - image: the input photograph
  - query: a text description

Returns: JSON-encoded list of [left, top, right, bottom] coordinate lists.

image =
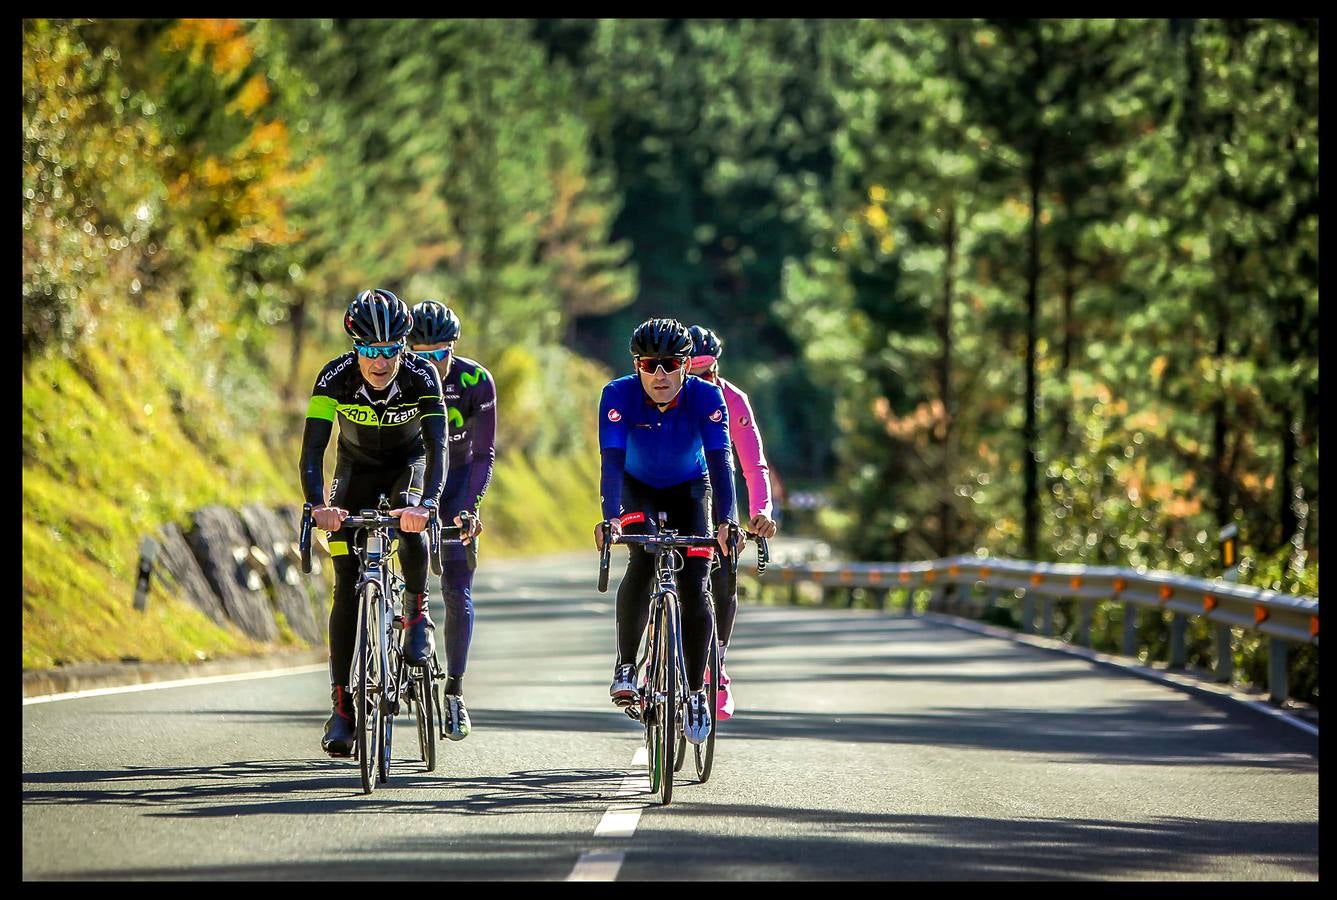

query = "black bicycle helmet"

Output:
[[344, 289, 413, 343], [629, 317, 693, 358], [409, 300, 461, 345], [688, 325, 723, 359]]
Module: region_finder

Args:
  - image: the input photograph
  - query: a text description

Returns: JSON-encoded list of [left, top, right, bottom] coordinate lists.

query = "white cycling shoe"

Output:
[[683, 690, 712, 745]]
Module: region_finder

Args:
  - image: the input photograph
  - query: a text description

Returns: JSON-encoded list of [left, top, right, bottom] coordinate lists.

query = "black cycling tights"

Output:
[[328, 532, 425, 686], [616, 548, 713, 693], [709, 562, 737, 648], [326, 458, 426, 687]]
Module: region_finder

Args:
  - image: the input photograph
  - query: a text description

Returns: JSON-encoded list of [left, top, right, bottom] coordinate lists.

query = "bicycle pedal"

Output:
[[624, 703, 643, 721]]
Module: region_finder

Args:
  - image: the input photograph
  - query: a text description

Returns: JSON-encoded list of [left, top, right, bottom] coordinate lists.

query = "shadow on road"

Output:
[[40, 805, 1319, 881]]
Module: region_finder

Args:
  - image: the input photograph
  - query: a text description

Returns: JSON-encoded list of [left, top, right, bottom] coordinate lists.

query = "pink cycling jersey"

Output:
[[717, 376, 773, 520]]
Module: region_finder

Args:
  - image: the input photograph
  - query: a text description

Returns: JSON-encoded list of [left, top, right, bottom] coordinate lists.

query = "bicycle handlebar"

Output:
[[597, 524, 757, 593], [298, 504, 477, 576]]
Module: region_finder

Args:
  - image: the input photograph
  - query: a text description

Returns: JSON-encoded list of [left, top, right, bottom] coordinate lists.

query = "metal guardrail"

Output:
[[751, 555, 1318, 705]]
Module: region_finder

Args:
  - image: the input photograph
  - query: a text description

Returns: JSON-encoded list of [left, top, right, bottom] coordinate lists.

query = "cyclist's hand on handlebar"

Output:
[[717, 521, 742, 556], [393, 505, 431, 533], [595, 518, 622, 551], [312, 505, 348, 532], [748, 512, 778, 539], [454, 511, 482, 543]]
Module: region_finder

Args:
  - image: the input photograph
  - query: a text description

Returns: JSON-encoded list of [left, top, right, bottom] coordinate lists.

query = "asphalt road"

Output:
[[22, 546, 1319, 880]]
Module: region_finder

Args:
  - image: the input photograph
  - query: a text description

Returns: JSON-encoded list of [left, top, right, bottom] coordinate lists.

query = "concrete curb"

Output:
[[22, 648, 327, 699]]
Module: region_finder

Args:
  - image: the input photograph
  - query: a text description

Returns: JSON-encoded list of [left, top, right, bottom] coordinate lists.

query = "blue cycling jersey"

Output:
[[598, 374, 731, 488]]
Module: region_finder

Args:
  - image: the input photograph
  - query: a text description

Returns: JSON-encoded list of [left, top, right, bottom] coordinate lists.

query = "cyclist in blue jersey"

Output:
[[594, 317, 739, 745], [407, 300, 496, 741], [300, 289, 448, 757]]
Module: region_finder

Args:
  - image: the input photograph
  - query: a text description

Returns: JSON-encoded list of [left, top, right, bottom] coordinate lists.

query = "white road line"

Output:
[[567, 745, 651, 881], [567, 852, 626, 881], [22, 664, 327, 705]]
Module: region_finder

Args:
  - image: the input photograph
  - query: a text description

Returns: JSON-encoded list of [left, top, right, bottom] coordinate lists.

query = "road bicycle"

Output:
[[300, 497, 472, 793], [597, 520, 766, 805]]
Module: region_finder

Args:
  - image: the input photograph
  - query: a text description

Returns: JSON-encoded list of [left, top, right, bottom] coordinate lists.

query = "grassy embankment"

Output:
[[22, 306, 602, 670]]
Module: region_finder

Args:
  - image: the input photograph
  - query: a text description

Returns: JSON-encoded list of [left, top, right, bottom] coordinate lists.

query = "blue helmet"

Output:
[[409, 300, 461, 344]]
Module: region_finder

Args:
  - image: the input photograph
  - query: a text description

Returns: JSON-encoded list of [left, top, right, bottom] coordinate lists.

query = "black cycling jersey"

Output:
[[299, 350, 448, 506]]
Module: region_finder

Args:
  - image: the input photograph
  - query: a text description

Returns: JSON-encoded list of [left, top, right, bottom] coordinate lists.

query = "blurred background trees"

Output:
[[23, 17, 1318, 668]]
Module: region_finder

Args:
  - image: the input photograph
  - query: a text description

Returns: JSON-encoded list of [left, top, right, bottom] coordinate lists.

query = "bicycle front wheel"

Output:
[[656, 593, 679, 806], [355, 582, 382, 795], [377, 616, 396, 785]]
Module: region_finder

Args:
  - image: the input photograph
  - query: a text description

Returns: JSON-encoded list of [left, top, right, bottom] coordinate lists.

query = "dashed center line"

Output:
[[567, 746, 650, 881]]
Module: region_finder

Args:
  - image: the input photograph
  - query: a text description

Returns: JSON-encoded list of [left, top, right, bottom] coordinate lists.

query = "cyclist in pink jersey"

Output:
[[688, 325, 778, 720]]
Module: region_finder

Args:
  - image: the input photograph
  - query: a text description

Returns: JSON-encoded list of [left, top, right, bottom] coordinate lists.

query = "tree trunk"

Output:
[[1210, 311, 1231, 531], [286, 294, 308, 408], [1023, 147, 1043, 561], [937, 202, 957, 557]]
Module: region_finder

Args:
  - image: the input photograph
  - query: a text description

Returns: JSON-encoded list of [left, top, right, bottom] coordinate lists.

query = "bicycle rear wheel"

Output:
[[377, 622, 396, 785], [694, 616, 720, 782], [355, 582, 382, 795], [415, 665, 437, 771]]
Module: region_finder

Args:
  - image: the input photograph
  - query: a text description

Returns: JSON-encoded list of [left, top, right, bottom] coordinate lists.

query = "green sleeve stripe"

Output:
[[421, 411, 445, 418], [307, 395, 338, 421], [328, 540, 349, 557]]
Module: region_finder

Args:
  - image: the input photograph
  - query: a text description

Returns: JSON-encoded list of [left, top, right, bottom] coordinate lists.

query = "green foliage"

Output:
[[22, 18, 1317, 703]]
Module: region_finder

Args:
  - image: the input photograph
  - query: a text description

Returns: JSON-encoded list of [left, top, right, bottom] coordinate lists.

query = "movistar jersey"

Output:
[[436, 354, 497, 514], [300, 351, 447, 505], [599, 374, 731, 488]]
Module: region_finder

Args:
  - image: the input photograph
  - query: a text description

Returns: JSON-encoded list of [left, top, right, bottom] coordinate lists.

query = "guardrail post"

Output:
[[133, 536, 159, 612], [878, 587, 892, 611], [1020, 592, 1035, 634], [903, 588, 916, 617], [788, 582, 799, 606], [1169, 613, 1187, 669], [1076, 599, 1092, 647], [1041, 597, 1055, 637], [983, 588, 1001, 620], [1122, 602, 1138, 657], [1213, 624, 1234, 683], [1268, 638, 1289, 704]]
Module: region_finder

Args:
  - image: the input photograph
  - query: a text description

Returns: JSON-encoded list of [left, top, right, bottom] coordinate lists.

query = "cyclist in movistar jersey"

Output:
[[300, 289, 448, 757], [595, 317, 738, 745], [407, 300, 496, 742], [688, 325, 778, 721]]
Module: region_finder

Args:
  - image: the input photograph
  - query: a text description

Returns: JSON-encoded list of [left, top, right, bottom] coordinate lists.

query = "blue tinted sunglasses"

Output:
[[416, 348, 453, 361], [354, 342, 405, 359]]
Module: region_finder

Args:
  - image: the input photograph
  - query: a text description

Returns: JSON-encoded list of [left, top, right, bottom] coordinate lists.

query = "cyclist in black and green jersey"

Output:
[[407, 300, 497, 742], [300, 289, 448, 757]]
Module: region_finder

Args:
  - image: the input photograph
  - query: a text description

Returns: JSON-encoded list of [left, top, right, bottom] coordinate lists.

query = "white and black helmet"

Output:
[[344, 289, 413, 343], [409, 300, 461, 345]]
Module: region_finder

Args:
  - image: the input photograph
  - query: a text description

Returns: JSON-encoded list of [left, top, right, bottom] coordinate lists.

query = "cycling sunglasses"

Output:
[[354, 342, 405, 359], [415, 348, 453, 361], [635, 355, 689, 375]]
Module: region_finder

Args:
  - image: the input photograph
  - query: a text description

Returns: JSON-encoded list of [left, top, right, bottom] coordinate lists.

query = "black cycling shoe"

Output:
[[321, 685, 356, 758], [403, 591, 436, 668]]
